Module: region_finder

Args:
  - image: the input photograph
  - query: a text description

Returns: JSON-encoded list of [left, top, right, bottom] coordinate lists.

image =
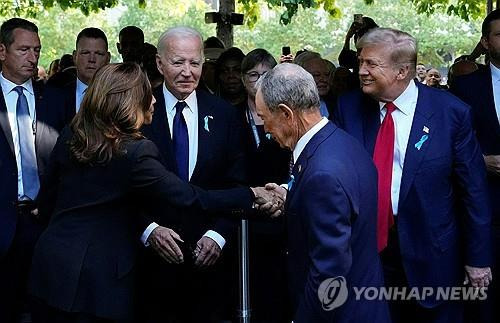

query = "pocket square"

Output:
[[415, 134, 429, 150]]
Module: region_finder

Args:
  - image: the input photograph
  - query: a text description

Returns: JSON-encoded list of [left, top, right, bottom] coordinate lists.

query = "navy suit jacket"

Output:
[[286, 121, 389, 322], [450, 66, 500, 226], [141, 86, 247, 244], [0, 81, 62, 258], [41, 79, 77, 133], [336, 82, 492, 306]]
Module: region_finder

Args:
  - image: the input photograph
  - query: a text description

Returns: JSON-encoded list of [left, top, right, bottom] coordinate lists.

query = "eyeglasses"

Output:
[[245, 71, 268, 82]]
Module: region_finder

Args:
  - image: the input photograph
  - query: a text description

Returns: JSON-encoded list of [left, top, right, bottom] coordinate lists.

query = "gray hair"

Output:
[[257, 63, 320, 112], [357, 28, 417, 78], [157, 26, 204, 58], [293, 51, 322, 68]]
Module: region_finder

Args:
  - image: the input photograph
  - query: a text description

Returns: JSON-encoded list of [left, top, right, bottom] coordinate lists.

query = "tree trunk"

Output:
[[217, 0, 235, 48]]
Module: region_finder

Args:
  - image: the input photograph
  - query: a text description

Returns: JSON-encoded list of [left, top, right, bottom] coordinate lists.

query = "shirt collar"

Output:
[[378, 80, 418, 116], [163, 82, 196, 113], [293, 117, 329, 163], [76, 77, 88, 95], [0, 72, 34, 96], [490, 63, 500, 83]]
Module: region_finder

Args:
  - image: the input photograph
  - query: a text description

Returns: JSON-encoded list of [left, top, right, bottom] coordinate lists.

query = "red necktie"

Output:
[[373, 102, 396, 252]]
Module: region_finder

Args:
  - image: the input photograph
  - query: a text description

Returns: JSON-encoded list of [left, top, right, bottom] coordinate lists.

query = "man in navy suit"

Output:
[[43, 27, 111, 132], [255, 63, 389, 322], [450, 9, 500, 322], [0, 18, 61, 322], [138, 27, 248, 322], [336, 28, 492, 323]]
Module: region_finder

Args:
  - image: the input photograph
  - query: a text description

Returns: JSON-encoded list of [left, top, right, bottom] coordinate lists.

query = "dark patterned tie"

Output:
[[173, 101, 189, 181], [13, 86, 40, 200]]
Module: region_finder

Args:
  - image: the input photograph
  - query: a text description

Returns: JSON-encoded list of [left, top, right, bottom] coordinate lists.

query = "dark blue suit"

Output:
[[336, 82, 492, 310], [0, 81, 63, 322], [138, 86, 248, 322], [286, 121, 389, 322], [450, 66, 500, 323]]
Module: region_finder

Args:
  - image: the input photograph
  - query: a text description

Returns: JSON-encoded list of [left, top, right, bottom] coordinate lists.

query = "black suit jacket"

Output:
[[450, 66, 500, 225], [30, 129, 253, 320], [142, 86, 248, 245], [0, 81, 62, 257]]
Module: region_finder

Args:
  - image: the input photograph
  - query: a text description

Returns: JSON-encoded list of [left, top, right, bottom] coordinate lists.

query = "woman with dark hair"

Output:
[[216, 47, 246, 106], [29, 63, 259, 323], [237, 49, 290, 322]]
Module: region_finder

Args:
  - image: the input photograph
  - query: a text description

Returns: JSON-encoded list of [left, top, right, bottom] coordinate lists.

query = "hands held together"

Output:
[[251, 183, 287, 218]]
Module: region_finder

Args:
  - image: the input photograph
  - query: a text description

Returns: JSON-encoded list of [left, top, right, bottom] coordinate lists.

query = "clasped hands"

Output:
[[251, 183, 287, 218]]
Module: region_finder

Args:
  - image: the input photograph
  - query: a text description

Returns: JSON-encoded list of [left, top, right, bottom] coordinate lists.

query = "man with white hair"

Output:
[[138, 26, 248, 322], [336, 27, 492, 323], [256, 63, 389, 322]]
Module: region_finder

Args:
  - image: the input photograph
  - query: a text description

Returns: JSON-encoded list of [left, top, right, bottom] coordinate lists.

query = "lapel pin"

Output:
[[204, 115, 213, 132], [298, 164, 302, 173], [423, 126, 429, 133], [265, 133, 272, 140], [415, 134, 429, 150]]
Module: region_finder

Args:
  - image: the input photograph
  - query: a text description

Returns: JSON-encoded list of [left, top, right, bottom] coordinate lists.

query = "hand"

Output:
[[147, 226, 184, 264], [346, 21, 362, 38], [251, 185, 285, 217], [279, 54, 294, 64], [483, 155, 500, 175], [194, 236, 221, 268], [464, 265, 492, 288]]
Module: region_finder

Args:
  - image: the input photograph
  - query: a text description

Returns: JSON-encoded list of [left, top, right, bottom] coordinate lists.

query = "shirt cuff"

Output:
[[203, 230, 226, 249], [141, 222, 159, 246], [280, 183, 289, 190]]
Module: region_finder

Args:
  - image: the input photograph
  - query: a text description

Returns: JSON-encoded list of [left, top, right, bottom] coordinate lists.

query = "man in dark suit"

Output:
[[138, 26, 248, 322], [0, 18, 61, 322], [450, 9, 500, 323], [43, 27, 110, 132], [336, 27, 492, 323], [256, 63, 389, 322]]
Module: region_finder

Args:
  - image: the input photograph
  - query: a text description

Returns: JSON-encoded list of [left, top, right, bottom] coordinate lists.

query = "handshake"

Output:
[[250, 183, 287, 218]]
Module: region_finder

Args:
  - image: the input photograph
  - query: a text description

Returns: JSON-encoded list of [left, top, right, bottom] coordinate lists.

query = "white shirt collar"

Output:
[[490, 63, 500, 83], [378, 80, 418, 116], [162, 82, 196, 113], [293, 117, 329, 163], [0, 72, 34, 96]]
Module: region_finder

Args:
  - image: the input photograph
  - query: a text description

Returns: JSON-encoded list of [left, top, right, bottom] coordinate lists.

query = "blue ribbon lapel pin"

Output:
[[415, 134, 429, 151], [204, 115, 213, 132]]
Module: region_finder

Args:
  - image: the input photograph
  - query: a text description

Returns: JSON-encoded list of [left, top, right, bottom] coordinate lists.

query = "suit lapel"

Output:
[[151, 86, 176, 170], [398, 84, 435, 207], [0, 86, 14, 155], [34, 82, 44, 158], [479, 67, 500, 136], [362, 95, 380, 156], [190, 91, 213, 182]]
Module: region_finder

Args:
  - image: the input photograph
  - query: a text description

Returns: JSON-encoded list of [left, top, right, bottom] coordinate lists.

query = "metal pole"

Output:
[[238, 219, 251, 323]]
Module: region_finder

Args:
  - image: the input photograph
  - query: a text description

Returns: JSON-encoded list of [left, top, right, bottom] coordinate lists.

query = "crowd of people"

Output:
[[0, 7, 499, 323]]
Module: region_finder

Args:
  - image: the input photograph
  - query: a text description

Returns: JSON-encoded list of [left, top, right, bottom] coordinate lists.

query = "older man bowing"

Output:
[[256, 63, 390, 322]]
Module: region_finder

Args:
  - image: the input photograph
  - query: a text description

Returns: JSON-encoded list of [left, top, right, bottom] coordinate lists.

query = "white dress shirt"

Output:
[[75, 77, 88, 112], [141, 84, 225, 249], [0, 73, 37, 199], [378, 80, 418, 215], [490, 63, 500, 123]]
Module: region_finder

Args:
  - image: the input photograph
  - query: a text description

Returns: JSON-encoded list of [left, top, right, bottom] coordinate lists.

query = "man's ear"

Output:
[[396, 64, 410, 81], [105, 52, 111, 64], [277, 103, 294, 122], [155, 54, 164, 76], [480, 36, 489, 52], [0, 44, 6, 61], [116, 42, 122, 54]]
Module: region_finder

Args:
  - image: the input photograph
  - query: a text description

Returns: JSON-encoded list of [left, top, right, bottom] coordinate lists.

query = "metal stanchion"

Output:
[[237, 218, 251, 323]]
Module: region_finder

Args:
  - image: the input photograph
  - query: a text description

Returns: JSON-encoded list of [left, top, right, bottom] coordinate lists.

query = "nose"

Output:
[[89, 53, 96, 62], [27, 49, 38, 64], [359, 63, 369, 76], [181, 62, 192, 76]]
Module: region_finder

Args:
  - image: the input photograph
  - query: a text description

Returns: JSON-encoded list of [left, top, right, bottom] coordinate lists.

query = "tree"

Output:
[[0, 0, 491, 25]]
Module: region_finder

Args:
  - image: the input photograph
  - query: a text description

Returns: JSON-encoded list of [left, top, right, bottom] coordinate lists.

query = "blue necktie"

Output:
[[14, 86, 40, 200], [173, 101, 189, 182]]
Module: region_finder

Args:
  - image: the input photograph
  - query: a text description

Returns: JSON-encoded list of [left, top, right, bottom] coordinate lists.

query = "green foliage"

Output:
[[0, 0, 119, 18], [410, 0, 485, 21]]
